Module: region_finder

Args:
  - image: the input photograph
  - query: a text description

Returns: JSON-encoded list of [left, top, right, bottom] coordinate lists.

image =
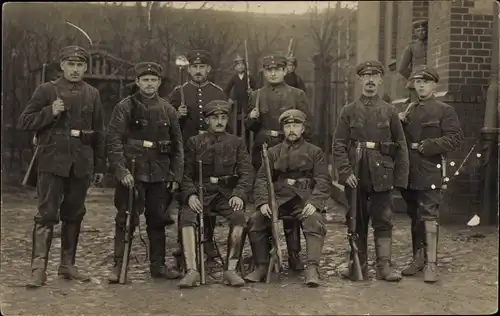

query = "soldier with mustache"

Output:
[[245, 54, 315, 272], [333, 60, 409, 282], [168, 50, 228, 268]]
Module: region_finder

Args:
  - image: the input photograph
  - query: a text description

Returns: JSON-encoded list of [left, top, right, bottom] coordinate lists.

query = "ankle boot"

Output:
[[375, 236, 401, 282], [57, 221, 89, 281], [223, 225, 245, 287], [178, 227, 200, 288], [27, 223, 53, 288]]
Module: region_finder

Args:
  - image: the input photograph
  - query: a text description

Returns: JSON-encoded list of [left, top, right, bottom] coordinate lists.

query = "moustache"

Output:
[[216, 124, 224, 128], [195, 73, 203, 76], [71, 73, 80, 76], [366, 82, 375, 86]]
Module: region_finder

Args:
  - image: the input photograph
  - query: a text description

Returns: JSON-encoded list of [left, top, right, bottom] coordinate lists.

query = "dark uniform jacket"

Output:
[[333, 95, 409, 192], [245, 82, 313, 151], [398, 40, 427, 88], [284, 72, 306, 93], [224, 73, 257, 102], [402, 97, 463, 190], [180, 132, 254, 205], [18, 77, 105, 178], [106, 92, 184, 183], [254, 138, 331, 210], [168, 80, 226, 143]]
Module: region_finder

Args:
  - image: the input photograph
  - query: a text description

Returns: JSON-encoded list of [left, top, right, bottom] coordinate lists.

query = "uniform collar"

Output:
[[189, 80, 209, 88], [359, 94, 380, 106], [134, 91, 158, 105], [283, 137, 305, 147], [417, 95, 435, 105], [267, 81, 287, 89], [207, 130, 227, 138], [56, 77, 84, 89]]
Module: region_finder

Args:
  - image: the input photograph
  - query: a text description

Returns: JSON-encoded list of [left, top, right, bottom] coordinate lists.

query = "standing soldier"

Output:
[[245, 54, 314, 272], [284, 55, 307, 93], [18, 45, 106, 288], [106, 61, 184, 282], [398, 20, 428, 102], [168, 50, 227, 266], [245, 109, 330, 287], [224, 55, 257, 146], [333, 60, 409, 282], [178, 100, 253, 288], [398, 66, 463, 283]]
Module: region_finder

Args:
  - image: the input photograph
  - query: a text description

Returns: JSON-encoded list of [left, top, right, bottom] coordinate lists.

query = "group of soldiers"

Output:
[[18, 17, 463, 291]]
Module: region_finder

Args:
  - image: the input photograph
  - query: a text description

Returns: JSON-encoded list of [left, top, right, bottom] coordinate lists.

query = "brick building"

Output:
[[356, 0, 498, 224]]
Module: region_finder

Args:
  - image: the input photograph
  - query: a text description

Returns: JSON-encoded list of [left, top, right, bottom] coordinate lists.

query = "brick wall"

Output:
[[428, 1, 452, 91], [378, 1, 387, 65], [412, 0, 429, 22]]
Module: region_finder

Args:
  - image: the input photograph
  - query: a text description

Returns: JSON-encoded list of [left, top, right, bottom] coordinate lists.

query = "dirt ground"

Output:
[[1, 187, 498, 315]]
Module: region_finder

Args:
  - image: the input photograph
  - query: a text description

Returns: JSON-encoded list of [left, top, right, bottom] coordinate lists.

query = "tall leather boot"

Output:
[[374, 235, 401, 282], [424, 220, 439, 283], [284, 219, 304, 271], [148, 226, 181, 279], [27, 223, 54, 288], [178, 226, 201, 288], [304, 234, 325, 287], [57, 221, 90, 281], [244, 229, 270, 283], [402, 220, 426, 276], [204, 216, 219, 262], [223, 225, 246, 286], [108, 224, 134, 283], [172, 213, 184, 271]]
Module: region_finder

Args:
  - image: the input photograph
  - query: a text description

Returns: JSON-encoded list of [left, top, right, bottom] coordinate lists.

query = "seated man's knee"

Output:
[[229, 211, 247, 227], [248, 211, 269, 232], [302, 212, 327, 236], [180, 206, 197, 227]]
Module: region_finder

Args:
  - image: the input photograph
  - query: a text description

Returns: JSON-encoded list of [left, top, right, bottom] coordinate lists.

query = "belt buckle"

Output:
[[411, 143, 419, 149], [199, 130, 207, 135], [143, 140, 154, 148], [286, 178, 296, 186], [366, 142, 376, 149], [269, 130, 279, 137], [70, 130, 81, 137], [210, 177, 219, 184]]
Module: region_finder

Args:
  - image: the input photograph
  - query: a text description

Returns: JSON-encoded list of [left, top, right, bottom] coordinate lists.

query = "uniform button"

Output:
[[431, 184, 436, 189], [199, 93, 202, 96], [376, 162, 380, 166], [199, 100, 202, 102], [198, 89, 201, 92], [199, 105, 202, 108]]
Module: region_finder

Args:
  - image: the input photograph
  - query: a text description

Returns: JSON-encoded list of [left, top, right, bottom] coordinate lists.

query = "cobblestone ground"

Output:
[[1, 187, 498, 315]]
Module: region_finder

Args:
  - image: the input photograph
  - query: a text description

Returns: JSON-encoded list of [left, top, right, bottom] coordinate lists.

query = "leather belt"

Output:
[[410, 142, 419, 150], [356, 141, 380, 149], [207, 175, 238, 185], [128, 139, 157, 148], [265, 130, 282, 137]]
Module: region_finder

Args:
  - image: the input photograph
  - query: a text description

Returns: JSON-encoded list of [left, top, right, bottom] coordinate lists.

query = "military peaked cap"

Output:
[[356, 60, 385, 76], [410, 65, 439, 83], [186, 50, 212, 65], [59, 45, 89, 62], [286, 55, 298, 65], [412, 20, 428, 28], [203, 100, 230, 116], [134, 62, 163, 78], [234, 55, 245, 64], [262, 55, 287, 69], [279, 109, 307, 124]]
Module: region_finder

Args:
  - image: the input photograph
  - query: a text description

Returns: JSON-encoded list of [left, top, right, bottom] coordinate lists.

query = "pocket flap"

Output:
[[421, 121, 439, 127], [377, 121, 390, 128]]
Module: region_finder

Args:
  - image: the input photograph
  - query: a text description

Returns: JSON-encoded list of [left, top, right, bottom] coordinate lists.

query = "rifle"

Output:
[[244, 40, 251, 91], [119, 159, 136, 284], [22, 63, 48, 187], [287, 37, 294, 57], [197, 159, 206, 285], [261, 143, 283, 283], [347, 142, 364, 281]]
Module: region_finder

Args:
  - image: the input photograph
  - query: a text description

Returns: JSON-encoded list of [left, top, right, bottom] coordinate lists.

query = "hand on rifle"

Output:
[[249, 108, 260, 119], [120, 173, 134, 188], [229, 196, 244, 212], [397, 112, 408, 124], [93, 173, 104, 185], [228, 99, 234, 106], [345, 173, 358, 189], [188, 195, 203, 214], [178, 104, 188, 117], [300, 203, 317, 219], [259, 203, 272, 218], [167, 181, 179, 192], [246, 88, 253, 94], [52, 98, 65, 117], [417, 141, 427, 155]]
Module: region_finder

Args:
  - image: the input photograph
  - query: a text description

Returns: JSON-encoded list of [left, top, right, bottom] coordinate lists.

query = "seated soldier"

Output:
[[178, 100, 254, 288], [245, 109, 330, 287]]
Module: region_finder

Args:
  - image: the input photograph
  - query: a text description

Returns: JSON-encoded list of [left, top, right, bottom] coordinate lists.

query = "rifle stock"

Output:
[[244, 40, 251, 90], [119, 159, 136, 284], [261, 143, 283, 283], [22, 63, 48, 187], [348, 142, 364, 281], [197, 159, 206, 285]]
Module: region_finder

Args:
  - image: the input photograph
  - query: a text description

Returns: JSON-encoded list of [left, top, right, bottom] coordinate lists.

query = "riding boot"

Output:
[[374, 236, 401, 282], [148, 226, 181, 279], [223, 225, 246, 287], [178, 226, 201, 288], [304, 234, 324, 287], [27, 223, 53, 288], [424, 220, 439, 283], [244, 229, 270, 283], [57, 221, 90, 281], [108, 224, 135, 283], [402, 220, 426, 276], [284, 219, 304, 271], [204, 216, 218, 261]]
